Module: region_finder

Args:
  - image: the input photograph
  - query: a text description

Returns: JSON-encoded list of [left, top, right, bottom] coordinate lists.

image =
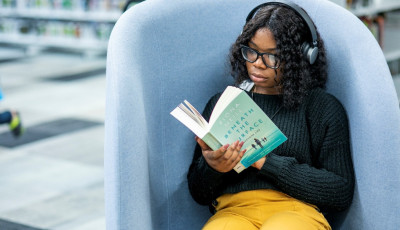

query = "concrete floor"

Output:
[[0, 48, 106, 230]]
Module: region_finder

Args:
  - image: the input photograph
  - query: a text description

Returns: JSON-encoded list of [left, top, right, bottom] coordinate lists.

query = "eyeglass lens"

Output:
[[241, 46, 279, 69]]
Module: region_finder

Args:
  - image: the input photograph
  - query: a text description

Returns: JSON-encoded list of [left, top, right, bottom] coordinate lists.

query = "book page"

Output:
[[170, 106, 209, 138], [209, 86, 242, 126], [178, 103, 207, 129], [184, 100, 208, 129]]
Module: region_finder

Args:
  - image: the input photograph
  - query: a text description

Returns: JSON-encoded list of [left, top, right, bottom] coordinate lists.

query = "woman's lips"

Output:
[[250, 74, 268, 83]]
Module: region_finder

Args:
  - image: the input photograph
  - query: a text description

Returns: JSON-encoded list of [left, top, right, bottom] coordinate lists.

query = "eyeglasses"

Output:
[[240, 45, 280, 69]]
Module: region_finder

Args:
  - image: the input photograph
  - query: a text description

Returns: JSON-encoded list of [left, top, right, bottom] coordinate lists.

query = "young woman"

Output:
[[187, 2, 355, 230]]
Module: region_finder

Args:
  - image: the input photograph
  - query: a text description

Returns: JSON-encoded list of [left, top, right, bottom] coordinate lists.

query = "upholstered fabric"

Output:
[[104, 0, 400, 229]]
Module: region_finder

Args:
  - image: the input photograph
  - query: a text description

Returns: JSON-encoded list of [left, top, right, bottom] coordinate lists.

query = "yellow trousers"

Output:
[[203, 189, 331, 230]]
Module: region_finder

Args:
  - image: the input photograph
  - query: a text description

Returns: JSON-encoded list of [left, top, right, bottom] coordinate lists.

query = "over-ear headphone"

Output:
[[245, 0, 319, 64]]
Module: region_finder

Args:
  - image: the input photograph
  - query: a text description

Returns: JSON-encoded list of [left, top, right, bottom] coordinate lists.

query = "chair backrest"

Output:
[[104, 0, 400, 229]]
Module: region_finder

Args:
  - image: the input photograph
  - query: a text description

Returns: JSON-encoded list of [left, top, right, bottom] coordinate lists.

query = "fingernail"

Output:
[[232, 141, 238, 148], [223, 144, 229, 150], [239, 141, 244, 147]]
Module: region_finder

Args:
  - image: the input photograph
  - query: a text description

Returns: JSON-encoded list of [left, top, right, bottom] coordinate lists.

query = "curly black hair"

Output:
[[229, 4, 327, 109]]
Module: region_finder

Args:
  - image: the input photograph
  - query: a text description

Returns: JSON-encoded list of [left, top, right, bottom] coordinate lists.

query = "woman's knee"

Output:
[[203, 214, 258, 230], [260, 211, 321, 230]]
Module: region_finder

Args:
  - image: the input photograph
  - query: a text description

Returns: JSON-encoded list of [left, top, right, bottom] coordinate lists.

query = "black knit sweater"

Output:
[[187, 87, 355, 213]]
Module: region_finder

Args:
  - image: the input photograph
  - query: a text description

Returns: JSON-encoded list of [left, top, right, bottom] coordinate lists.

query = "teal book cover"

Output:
[[209, 90, 287, 173]]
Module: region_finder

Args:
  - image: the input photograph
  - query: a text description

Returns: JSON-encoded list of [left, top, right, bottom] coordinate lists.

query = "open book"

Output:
[[170, 86, 287, 173]]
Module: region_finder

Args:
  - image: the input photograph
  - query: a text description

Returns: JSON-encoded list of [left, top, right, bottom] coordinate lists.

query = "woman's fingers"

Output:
[[212, 144, 229, 159], [195, 136, 212, 151], [214, 141, 242, 160], [224, 141, 244, 165], [222, 140, 238, 160], [237, 141, 245, 151], [198, 138, 246, 172], [233, 148, 247, 166]]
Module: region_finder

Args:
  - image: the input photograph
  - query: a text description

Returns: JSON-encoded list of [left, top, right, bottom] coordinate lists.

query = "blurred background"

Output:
[[0, 0, 399, 229]]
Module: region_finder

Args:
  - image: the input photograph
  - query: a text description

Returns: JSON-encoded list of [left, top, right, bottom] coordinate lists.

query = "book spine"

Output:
[[233, 162, 246, 173], [202, 132, 223, 151]]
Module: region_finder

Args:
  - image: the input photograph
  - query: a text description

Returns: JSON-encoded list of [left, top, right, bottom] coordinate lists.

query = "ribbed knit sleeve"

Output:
[[187, 93, 226, 205], [258, 90, 355, 211]]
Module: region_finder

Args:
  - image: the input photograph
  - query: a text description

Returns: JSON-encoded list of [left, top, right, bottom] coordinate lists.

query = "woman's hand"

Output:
[[251, 156, 266, 170], [196, 136, 246, 173]]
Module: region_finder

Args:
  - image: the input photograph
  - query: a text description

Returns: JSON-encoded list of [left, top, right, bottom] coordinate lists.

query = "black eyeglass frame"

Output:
[[240, 45, 281, 69]]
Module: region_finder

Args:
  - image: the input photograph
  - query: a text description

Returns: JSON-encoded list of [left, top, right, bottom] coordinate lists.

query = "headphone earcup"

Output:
[[301, 42, 319, 64]]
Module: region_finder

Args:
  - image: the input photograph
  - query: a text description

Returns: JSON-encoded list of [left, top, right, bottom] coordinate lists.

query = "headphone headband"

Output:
[[246, 0, 318, 48]]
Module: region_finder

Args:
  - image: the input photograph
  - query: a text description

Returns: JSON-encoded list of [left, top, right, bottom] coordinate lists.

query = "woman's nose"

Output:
[[253, 56, 267, 69]]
